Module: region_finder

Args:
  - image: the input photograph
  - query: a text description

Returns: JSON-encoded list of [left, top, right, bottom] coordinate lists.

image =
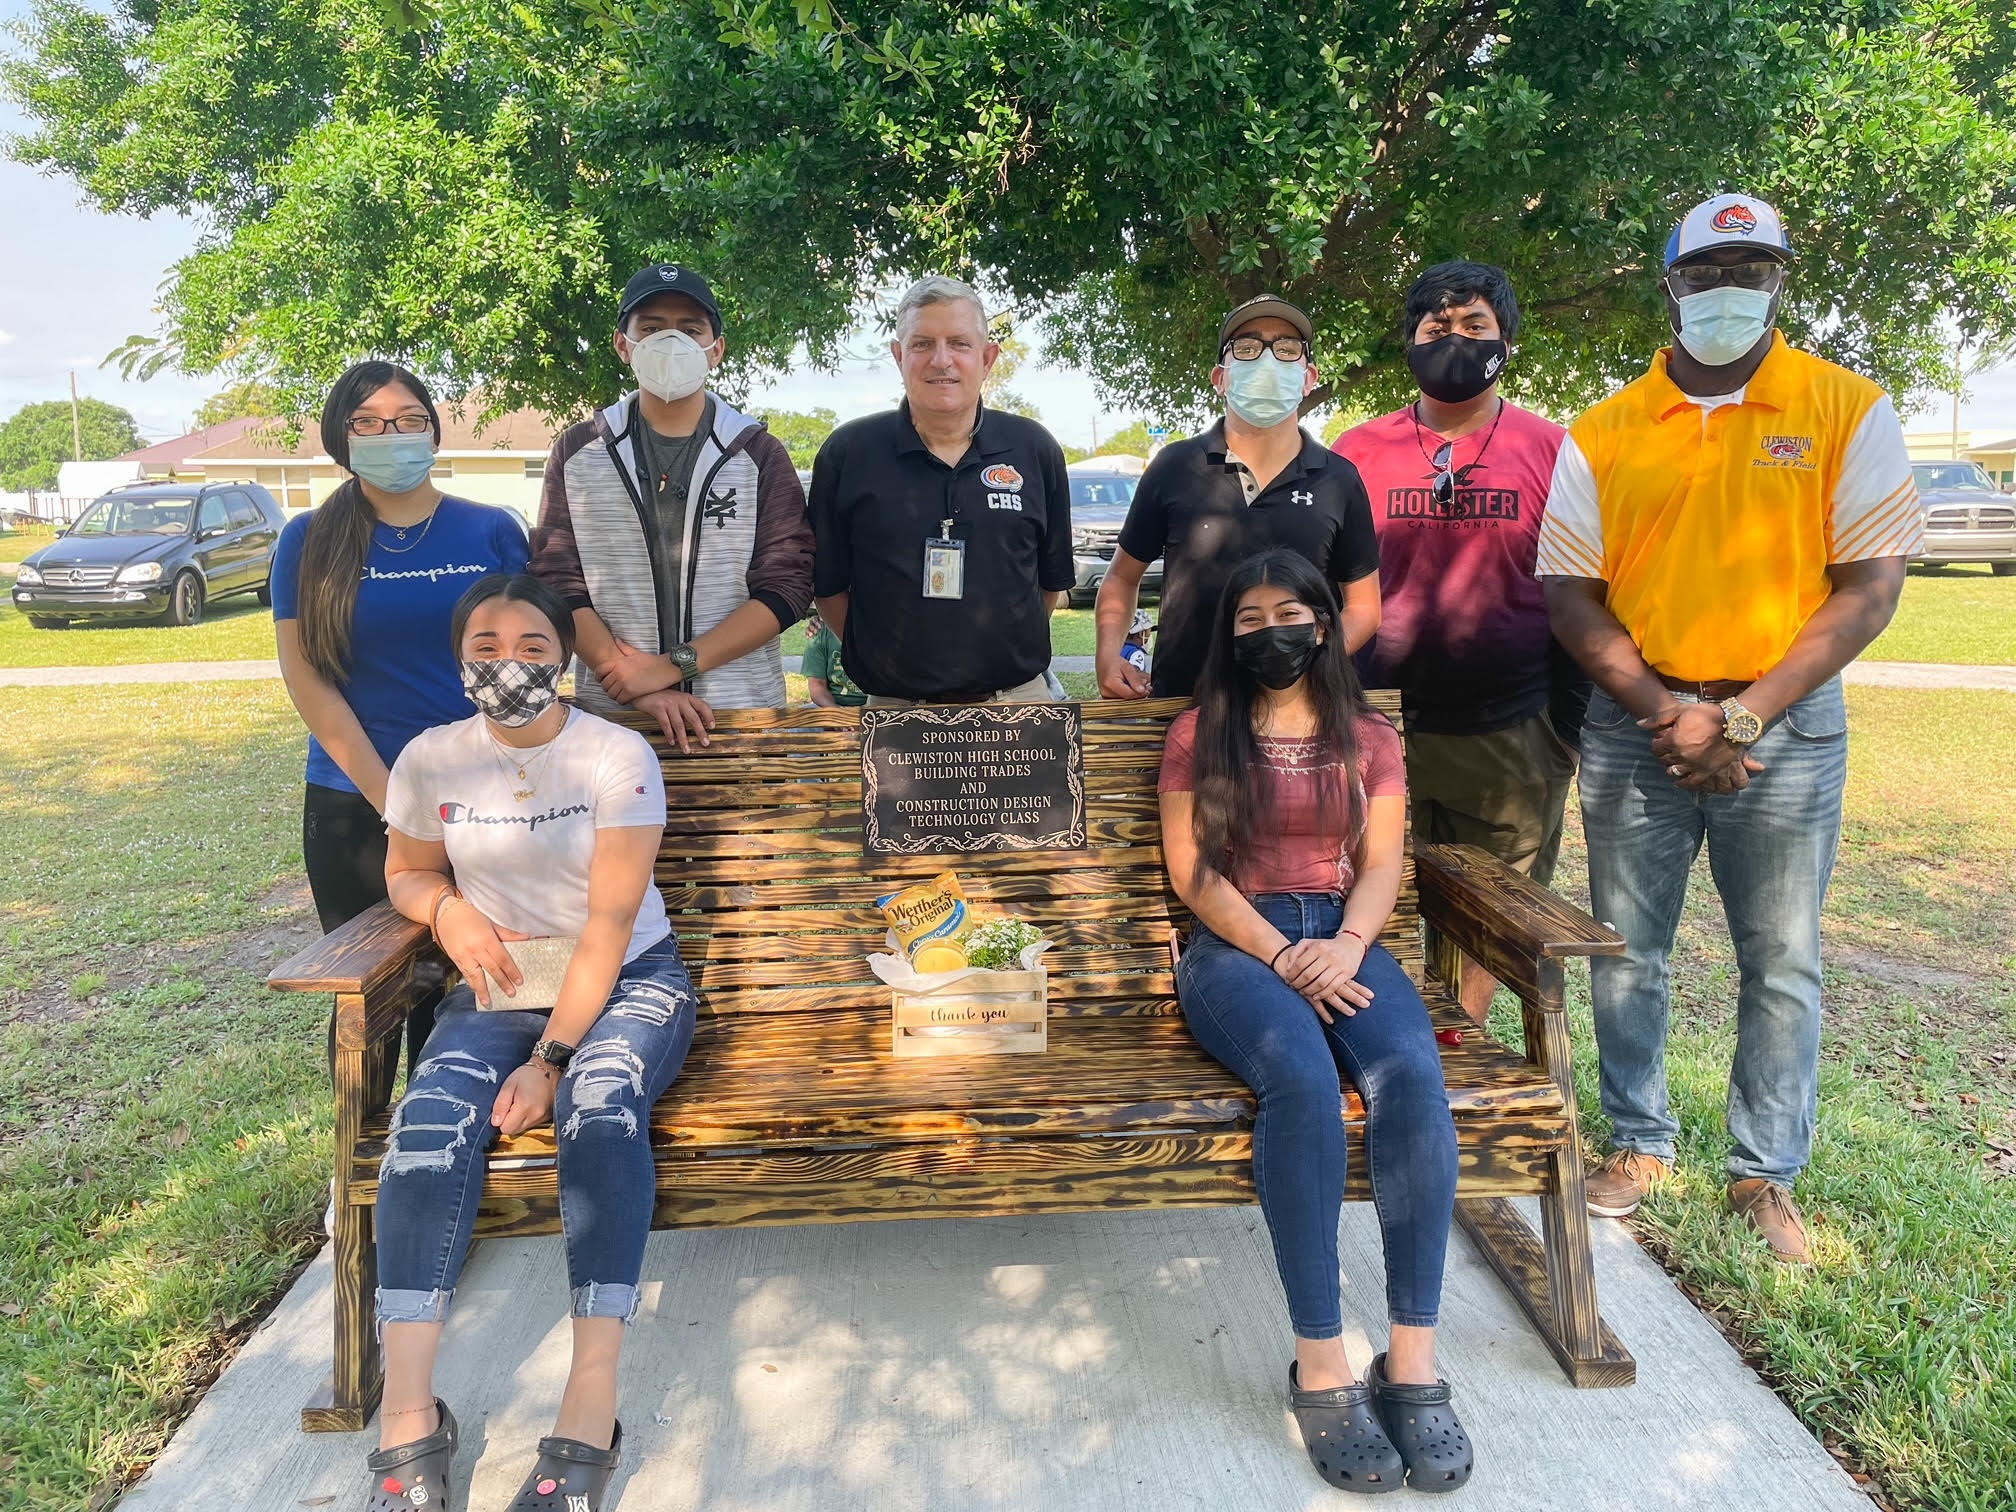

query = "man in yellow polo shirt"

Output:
[[1537, 193, 1921, 1264]]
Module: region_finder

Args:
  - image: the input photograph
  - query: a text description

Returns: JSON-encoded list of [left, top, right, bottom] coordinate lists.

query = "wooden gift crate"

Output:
[[890, 966, 1049, 1058]]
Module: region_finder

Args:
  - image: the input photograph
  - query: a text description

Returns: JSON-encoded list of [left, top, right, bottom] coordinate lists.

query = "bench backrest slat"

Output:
[[619, 693, 1418, 1017]]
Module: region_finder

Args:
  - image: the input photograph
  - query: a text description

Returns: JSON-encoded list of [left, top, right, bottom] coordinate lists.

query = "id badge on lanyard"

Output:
[[923, 518, 966, 600]]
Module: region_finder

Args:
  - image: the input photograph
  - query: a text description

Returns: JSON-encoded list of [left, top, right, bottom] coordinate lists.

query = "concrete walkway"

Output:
[[118, 1202, 1870, 1512], [2, 654, 2013, 690]]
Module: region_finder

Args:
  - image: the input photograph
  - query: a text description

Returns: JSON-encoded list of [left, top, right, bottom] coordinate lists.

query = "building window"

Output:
[[523, 459, 546, 480]]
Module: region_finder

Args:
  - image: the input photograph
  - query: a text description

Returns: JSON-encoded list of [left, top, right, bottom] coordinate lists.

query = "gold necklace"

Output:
[[373, 507, 439, 555], [485, 714, 566, 803]]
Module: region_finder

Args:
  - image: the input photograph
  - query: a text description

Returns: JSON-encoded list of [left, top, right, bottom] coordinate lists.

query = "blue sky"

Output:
[[3, 0, 2013, 448]]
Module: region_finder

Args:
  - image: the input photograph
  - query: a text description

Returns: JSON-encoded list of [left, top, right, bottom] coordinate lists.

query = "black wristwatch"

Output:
[[668, 642, 700, 685], [530, 1037, 575, 1070]]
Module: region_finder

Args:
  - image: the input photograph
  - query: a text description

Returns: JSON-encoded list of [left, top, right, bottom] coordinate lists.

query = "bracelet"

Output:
[[1270, 943, 1293, 972], [1339, 928, 1366, 947], [427, 885, 463, 939]]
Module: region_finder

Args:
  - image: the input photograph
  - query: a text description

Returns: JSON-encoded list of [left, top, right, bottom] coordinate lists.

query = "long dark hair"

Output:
[[450, 573, 577, 666], [1188, 548, 1377, 887], [296, 361, 442, 681]]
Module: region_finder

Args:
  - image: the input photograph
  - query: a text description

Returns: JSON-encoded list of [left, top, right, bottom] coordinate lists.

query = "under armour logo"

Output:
[[1291, 490, 1314, 506], [704, 488, 739, 528]]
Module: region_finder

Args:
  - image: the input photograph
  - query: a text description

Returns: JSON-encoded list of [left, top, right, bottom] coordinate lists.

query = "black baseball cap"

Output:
[[617, 264, 722, 333], [1217, 294, 1313, 351]]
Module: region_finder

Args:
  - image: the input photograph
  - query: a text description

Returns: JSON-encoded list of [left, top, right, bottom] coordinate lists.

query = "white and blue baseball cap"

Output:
[[1664, 193, 1793, 267]]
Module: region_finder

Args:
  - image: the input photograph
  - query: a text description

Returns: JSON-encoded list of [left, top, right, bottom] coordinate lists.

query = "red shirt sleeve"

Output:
[[1158, 708, 1199, 793], [1357, 714, 1406, 798]]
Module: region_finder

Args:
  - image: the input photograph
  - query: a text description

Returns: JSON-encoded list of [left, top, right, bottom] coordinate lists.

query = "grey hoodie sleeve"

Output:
[[743, 428, 815, 630]]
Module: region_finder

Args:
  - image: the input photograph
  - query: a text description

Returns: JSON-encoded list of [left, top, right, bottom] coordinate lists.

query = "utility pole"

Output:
[[1951, 342, 1962, 458], [69, 371, 83, 461]]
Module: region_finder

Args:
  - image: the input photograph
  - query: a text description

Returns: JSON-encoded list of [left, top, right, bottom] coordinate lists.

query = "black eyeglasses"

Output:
[[347, 414, 433, 437], [1221, 335, 1310, 363], [1665, 260, 1785, 295]]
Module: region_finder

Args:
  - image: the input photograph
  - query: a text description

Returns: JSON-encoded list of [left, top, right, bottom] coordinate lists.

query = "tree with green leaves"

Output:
[[755, 406, 838, 468], [193, 380, 282, 427], [6, 0, 2012, 426], [0, 399, 144, 491]]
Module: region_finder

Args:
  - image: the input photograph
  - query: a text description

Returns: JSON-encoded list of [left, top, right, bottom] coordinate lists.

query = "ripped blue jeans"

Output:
[[375, 935, 695, 1329]]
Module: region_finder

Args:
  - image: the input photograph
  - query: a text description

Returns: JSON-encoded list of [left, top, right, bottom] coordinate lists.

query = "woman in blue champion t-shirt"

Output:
[[273, 361, 530, 1092]]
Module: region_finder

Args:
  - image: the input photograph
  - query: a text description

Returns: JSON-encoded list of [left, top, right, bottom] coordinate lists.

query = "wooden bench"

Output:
[[270, 694, 1632, 1432]]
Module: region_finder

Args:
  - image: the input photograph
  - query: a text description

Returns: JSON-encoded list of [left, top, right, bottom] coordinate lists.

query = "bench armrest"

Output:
[[1415, 843, 1623, 1000], [268, 900, 446, 1050]]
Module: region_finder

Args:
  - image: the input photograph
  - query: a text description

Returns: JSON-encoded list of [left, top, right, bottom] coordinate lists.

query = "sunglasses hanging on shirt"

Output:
[[1412, 400, 1506, 508]]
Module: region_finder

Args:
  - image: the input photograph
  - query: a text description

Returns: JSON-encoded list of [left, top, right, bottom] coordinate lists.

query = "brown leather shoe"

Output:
[[1728, 1179, 1812, 1265], [1584, 1149, 1672, 1218]]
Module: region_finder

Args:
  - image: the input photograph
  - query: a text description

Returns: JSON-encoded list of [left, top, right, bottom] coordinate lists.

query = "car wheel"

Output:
[[256, 579, 272, 606], [1994, 562, 2016, 577], [166, 571, 205, 627], [26, 615, 69, 629]]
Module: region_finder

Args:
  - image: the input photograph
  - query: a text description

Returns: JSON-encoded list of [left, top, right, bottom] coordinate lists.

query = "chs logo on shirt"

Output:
[[1711, 202, 1759, 235], [983, 463, 1025, 512], [1756, 434, 1816, 470]]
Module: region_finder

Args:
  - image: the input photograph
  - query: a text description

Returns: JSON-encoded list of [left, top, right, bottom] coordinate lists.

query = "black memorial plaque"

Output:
[[860, 704, 1088, 855]]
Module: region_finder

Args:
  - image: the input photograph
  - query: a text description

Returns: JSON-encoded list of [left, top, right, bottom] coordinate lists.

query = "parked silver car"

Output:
[[1911, 461, 2016, 574], [1068, 470, 1160, 606]]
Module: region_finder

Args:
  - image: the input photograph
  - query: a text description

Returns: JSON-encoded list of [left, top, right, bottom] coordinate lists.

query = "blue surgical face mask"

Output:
[[1672, 286, 1776, 367], [1224, 353, 1306, 429], [346, 432, 438, 493]]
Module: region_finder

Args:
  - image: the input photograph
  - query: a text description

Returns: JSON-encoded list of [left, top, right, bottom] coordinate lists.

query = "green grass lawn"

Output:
[[0, 598, 276, 669], [1866, 565, 2016, 666], [0, 684, 322, 1510], [0, 682, 2011, 1508], [1505, 686, 2016, 1512], [0, 527, 59, 568]]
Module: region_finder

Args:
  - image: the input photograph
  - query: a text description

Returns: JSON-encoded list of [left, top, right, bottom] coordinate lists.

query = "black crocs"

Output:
[[507, 1420, 623, 1511], [1288, 1362, 1405, 1494], [1366, 1352, 1475, 1492], [364, 1400, 458, 1511]]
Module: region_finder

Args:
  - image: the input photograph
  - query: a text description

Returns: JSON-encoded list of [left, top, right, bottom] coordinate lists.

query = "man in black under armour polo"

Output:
[[810, 277, 1074, 703], [1095, 294, 1382, 700]]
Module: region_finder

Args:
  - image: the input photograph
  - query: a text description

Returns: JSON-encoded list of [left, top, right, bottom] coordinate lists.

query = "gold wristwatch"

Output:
[[1719, 698, 1763, 746]]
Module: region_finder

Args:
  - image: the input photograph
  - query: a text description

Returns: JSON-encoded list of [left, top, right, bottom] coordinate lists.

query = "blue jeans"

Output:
[[375, 935, 697, 1327], [1578, 679, 1848, 1186], [1177, 894, 1458, 1337]]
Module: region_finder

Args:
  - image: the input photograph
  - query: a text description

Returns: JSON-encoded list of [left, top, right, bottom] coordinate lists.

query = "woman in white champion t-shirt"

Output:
[[363, 574, 688, 1512]]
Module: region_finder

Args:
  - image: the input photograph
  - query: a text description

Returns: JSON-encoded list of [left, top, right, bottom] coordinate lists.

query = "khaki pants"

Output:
[[1404, 712, 1576, 886], [864, 673, 1057, 709]]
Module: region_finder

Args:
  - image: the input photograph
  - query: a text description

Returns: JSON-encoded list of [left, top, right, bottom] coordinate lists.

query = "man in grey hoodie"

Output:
[[532, 263, 814, 748]]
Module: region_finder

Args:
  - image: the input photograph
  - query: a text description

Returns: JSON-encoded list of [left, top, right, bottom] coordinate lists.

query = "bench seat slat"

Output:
[[344, 1124, 1574, 1229]]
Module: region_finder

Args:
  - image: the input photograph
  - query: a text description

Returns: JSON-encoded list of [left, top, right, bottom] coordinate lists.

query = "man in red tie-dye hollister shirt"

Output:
[[1333, 261, 1590, 1025]]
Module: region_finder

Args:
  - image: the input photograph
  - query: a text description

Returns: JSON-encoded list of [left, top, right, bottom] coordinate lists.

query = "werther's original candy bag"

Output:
[[875, 872, 977, 973]]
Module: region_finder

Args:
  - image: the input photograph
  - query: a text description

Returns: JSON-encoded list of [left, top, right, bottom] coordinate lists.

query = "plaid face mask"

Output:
[[461, 658, 563, 727]]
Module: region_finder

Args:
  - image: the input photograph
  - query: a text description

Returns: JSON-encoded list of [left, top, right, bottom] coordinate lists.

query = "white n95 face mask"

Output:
[[1673, 286, 1775, 366], [628, 329, 712, 402]]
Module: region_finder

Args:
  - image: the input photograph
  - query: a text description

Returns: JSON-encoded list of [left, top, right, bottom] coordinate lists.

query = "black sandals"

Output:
[[507, 1421, 624, 1512], [1366, 1352, 1475, 1492], [1288, 1362, 1405, 1494], [364, 1400, 458, 1511]]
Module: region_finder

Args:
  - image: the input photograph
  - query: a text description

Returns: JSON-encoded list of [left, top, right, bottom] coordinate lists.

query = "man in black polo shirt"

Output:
[[810, 275, 1074, 704], [1094, 295, 1381, 699]]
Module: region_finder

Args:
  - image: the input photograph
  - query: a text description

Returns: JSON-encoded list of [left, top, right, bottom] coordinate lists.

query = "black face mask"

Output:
[[1232, 623, 1321, 690], [1407, 334, 1509, 404]]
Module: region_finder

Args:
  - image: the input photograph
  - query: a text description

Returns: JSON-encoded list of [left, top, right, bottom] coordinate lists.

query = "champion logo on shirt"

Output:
[[440, 800, 590, 833], [365, 562, 492, 583]]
